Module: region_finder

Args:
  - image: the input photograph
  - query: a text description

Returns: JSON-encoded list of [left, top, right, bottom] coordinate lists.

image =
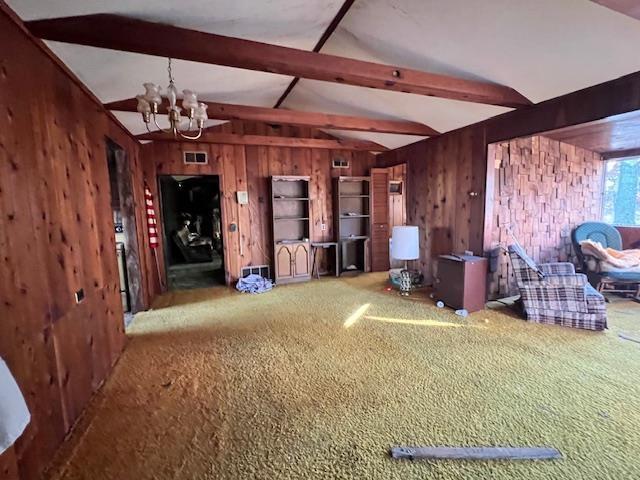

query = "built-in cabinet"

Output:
[[334, 176, 372, 275], [271, 176, 311, 284]]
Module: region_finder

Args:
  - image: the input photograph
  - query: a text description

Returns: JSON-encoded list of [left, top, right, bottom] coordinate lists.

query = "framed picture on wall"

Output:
[[389, 180, 403, 195]]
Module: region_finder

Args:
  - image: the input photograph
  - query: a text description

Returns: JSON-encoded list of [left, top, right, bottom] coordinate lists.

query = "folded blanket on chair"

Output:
[[579, 239, 640, 271]]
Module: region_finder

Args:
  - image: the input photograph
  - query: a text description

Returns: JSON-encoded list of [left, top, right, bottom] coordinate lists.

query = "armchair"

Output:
[[508, 244, 607, 331]]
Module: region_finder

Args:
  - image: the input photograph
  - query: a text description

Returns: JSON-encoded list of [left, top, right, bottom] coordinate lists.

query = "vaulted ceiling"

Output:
[[8, 0, 640, 149]]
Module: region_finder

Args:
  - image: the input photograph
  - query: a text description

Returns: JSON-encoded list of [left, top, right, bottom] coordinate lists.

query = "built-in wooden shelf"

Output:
[[334, 176, 372, 276], [271, 175, 312, 284]]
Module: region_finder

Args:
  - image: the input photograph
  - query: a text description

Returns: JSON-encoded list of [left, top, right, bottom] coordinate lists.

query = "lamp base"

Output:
[[399, 269, 413, 296]]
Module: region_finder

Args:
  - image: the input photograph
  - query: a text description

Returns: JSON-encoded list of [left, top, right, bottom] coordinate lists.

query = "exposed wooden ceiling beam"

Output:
[[27, 14, 532, 109], [274, 0, 356, 108], [602, 147, 640, 160], [136, 132, 388, 151], [106, 98, 439, 136], [591, 1, 640, 21]]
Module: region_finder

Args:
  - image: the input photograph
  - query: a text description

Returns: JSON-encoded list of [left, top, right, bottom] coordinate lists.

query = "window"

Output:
[[602, 157, 640, 226]]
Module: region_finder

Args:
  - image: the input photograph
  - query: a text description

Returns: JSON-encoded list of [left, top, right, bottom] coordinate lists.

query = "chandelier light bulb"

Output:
[[195, 102, 208, 122], [182, 90, 198, 111], [136, 95, 151, 114], [142, 83, 161, 105]]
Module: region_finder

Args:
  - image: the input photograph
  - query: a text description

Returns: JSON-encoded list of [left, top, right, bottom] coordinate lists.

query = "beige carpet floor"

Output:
[[47, 274, 640, 479]]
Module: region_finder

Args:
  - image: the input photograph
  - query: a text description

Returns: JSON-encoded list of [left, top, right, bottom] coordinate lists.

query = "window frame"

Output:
[[601, 156, 640, 227]]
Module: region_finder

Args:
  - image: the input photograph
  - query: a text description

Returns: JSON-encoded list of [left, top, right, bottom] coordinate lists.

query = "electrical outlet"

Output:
[[321, 223, 327, 231]]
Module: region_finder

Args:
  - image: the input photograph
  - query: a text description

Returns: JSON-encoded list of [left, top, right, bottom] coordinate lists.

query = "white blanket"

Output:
[[0, 357, 30, 453], [579, 239, 640, 273]]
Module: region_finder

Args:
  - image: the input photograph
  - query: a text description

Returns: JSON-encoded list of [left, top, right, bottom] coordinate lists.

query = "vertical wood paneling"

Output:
[[0, 8, 143, 479], [140, 121, 376, 285], [375, 129, 486, 281]]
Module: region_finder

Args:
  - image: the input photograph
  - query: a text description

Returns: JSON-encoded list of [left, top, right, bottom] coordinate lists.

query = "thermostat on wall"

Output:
[[236, 191, 249, 205]]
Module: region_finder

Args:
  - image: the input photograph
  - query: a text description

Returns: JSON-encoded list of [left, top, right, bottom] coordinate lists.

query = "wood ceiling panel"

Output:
[[543, 110, 640, 154]]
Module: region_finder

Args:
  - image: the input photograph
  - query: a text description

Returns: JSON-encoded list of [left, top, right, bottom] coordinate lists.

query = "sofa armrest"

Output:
[[544, 273, 588, 287], [539, 262, 575, 275], [520, 283, 588, 313]]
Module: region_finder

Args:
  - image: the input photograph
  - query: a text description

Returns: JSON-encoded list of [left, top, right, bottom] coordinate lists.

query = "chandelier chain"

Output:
[[167, 58, 174, 84]]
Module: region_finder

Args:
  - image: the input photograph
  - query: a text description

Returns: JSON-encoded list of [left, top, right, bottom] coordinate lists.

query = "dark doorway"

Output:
[[106, 139, 144, 324], [159, 175, 224, 290]]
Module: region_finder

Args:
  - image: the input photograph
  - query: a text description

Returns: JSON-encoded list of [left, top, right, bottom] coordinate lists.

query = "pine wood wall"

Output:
[[376, 127, 487, 281], [486, 136, 603, 298], [141, 121, 376, 291], [0, 9, 151, 479]]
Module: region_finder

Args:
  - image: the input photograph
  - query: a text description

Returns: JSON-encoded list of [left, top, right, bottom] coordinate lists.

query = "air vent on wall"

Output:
[[332, 157, 349, 169], [183, 151, 208, 165], [241, 265, 271, 279]]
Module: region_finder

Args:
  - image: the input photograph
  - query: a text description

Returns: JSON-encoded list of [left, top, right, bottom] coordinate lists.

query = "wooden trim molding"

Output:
[[27, 14, 532, 108], [602, 147, 640, 160], [137, 132, 388, 151], [106, 98, 439, 136]]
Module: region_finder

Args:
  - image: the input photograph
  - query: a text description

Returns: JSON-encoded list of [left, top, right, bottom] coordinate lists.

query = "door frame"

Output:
[[106, 138, 145, 313], [156, 173, 228, 287]]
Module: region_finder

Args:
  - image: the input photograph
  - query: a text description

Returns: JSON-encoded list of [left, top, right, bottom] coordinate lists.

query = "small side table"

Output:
[[311, 242, 339, 279]]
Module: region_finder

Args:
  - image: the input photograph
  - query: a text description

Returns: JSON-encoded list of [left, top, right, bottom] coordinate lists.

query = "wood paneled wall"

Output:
[[617, 226, 640, 249], [388, 164, 406, 229], [376, 70, 640, 286], [486, 136, 603, 298], [0, 8, 150, 479], [376, 127, 486, 281], [141, 121, 376, 290]]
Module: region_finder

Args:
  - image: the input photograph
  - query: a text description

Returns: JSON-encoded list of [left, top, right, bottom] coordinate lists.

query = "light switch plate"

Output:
[[236, 191, 249, 205]]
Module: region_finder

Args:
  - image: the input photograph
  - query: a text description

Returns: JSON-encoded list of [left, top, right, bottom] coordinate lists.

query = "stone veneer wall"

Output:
[[487, 135, 603, 298]]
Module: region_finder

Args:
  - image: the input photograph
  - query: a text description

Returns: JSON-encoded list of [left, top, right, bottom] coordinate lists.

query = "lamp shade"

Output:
[[391, 226, 420, 260], [0, 358, 30, 454]]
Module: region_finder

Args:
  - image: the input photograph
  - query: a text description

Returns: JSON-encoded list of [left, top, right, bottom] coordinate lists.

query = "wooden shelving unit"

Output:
[[334, 176, 371, 275], [271, 176, 311, 284]]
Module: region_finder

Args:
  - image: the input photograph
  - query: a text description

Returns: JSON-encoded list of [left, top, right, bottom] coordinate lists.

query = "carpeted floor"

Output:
[[47, 274, 640, 480]]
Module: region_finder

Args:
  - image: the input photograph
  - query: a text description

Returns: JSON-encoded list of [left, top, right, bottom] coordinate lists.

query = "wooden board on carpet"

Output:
[[390, 446, 562, 461]]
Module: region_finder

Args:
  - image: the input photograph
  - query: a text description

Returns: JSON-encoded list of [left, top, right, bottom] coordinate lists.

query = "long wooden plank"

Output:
[[390, 446, 562, 461], [106, 98, 440, 136], [136, 132, 388, 151], [27, 14, 532, 108]]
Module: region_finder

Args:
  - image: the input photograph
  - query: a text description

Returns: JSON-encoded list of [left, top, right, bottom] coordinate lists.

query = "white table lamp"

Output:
[[391, 226, 420, 265], [391, 226, 420, 296], [0, 358, 30, 454]]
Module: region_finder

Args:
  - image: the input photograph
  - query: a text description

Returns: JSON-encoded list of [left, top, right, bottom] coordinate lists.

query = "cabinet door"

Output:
[[276, 245, 294, 280], [371, 168, 390, 272], [293, 243, 310, 277]]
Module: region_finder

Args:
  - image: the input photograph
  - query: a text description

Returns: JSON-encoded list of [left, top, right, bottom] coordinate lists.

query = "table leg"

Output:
[[334, 245, 339, 277], [312, 247, 320, 279]]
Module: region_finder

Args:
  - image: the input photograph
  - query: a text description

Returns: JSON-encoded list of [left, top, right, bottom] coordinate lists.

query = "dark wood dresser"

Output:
[[434, 254, 488, 313]]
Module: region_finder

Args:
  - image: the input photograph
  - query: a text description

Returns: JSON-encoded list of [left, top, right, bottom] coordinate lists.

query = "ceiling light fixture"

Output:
[[135, 58, 208, 139]]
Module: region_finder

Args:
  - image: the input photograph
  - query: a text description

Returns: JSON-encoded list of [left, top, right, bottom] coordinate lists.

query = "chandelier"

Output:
[[136, 58, 208, 140]]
